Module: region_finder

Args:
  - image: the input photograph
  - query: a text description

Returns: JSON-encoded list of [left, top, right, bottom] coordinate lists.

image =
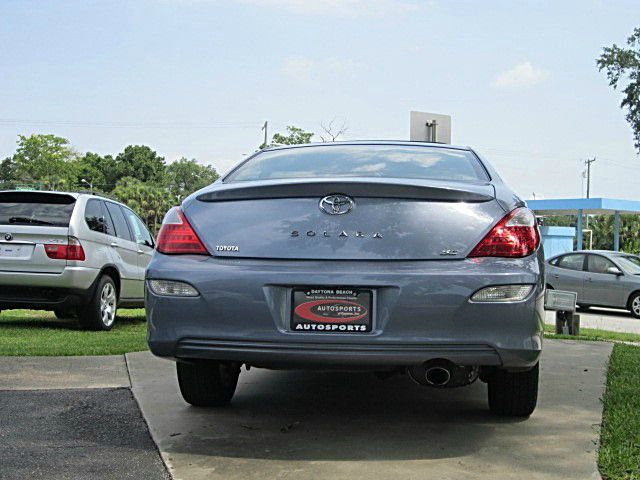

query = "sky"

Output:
[[1, 0, 639, 200]]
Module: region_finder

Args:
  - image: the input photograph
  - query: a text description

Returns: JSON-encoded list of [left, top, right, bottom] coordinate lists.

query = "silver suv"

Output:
[[0, 190, 154, 330]]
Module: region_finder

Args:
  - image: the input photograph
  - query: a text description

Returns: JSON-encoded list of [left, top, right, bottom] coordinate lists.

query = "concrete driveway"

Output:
[[127, 340, 612, 480]]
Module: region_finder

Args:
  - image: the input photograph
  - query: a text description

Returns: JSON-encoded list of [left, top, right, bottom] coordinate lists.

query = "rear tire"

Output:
[[629, 292, 640, 319], [177, 361, 240, 407], [488, 363, 539, 417], [79, 275, 118, 331]]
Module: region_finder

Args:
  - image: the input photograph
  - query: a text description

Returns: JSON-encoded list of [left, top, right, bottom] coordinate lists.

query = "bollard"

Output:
[[555, 310, 581, 336]]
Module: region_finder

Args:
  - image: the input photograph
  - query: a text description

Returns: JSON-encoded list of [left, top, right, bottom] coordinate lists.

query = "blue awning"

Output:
[[526, 197, 640, 251], [527, 198, 640, 215]]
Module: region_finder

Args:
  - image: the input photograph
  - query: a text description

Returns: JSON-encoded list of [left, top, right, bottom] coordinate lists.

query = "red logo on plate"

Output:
[[294, 299, 368, 323]]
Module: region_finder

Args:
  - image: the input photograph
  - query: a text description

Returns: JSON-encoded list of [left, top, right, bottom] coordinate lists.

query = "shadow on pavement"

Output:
[[162, 370, 522, 462]]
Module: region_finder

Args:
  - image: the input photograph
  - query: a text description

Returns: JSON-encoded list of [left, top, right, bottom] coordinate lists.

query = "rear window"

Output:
[[0, 192, 75, 227], [225, 145, 489, 183]]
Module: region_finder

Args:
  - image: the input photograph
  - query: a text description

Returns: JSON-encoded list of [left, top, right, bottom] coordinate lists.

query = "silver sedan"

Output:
[[546, 250, 640, 318]]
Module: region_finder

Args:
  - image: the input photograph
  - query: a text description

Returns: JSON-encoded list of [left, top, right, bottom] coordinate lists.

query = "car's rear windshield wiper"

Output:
[[8, 216, 55, 225]]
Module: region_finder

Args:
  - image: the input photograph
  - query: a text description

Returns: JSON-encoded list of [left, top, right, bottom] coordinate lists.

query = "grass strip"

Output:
[[0, 309, 148, 356], [544, 324, 640, 343], [598, 344, 640, 480]]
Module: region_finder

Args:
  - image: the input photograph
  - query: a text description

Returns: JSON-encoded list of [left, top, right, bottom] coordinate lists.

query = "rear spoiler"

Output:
[[0, 191, 76, 204], [196, 179, 494, 203]]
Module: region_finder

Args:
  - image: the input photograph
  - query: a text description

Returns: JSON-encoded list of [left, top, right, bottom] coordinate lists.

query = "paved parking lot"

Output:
[[128, 340, 612, 480], [0, 338, 616, 480]]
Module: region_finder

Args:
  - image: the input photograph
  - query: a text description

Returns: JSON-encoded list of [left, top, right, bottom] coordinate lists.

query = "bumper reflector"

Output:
[[148, 279, 199, 297], [471, 285, 534, 303]]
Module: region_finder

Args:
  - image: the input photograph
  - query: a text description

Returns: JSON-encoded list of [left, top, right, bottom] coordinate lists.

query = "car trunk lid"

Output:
[[184, 178, 504, 261], [0, 192, 76, 273]]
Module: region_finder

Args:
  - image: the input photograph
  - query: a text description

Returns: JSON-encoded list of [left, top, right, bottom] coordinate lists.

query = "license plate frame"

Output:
[[290, 287, 373, 333]]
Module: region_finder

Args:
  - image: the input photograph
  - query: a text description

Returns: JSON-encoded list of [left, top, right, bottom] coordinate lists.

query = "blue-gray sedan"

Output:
[[146, 141, 545, 417]]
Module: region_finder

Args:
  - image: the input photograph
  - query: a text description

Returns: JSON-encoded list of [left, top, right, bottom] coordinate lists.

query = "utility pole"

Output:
[[583, 157, 596, 233], [261, 121, 268, 147], [584, 157, 596, 198]]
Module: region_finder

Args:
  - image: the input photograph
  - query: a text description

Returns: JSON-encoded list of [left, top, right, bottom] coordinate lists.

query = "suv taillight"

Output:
[[156, 207, 209, 255], [44, 236, 86, 261], [468, 207, 540, 258]]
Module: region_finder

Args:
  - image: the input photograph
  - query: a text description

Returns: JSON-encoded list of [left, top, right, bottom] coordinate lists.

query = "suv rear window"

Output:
[[225, 145, 489, 183], [0, 192, 76, 227]]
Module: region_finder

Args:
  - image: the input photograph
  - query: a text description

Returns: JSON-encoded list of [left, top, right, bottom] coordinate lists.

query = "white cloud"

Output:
[[281, 56, 315, 81], [281, 55, 365, 81], [236, 0, 420, 17], [493, 62, 550, 88]]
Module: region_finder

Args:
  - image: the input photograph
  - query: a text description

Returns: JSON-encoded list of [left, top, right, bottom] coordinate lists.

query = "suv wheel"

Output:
[[79, 275, 117, 331], [487, 363, 539, 417], [177, 361, 241, 407]]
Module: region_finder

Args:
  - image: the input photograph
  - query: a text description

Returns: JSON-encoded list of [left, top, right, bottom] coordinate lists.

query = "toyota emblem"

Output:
[[319, 194, 354, 215]]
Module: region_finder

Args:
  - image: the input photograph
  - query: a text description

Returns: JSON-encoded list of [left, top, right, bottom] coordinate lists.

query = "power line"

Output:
[[0, 118, 266, 129]]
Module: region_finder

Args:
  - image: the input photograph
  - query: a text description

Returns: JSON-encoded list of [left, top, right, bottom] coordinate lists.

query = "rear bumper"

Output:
[[146, 254, 545, 369], [0, 267, 99, 289], [0, 267, 100, 310], [156, 338, 540, 369]]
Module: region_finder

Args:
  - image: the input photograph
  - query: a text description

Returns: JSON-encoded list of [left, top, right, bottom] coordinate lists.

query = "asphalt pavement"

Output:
[[0, 388, 170, 480]]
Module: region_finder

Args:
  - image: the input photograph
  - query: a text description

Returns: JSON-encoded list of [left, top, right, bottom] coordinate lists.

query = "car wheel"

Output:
[[177, 361, 241, 407], [79, 275, 118, 331], [487, 363, 539, 417], [629, 292, 640, 319], [54, 308, 77, 319]]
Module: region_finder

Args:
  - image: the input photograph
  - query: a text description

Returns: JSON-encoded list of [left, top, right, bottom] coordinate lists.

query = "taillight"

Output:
[[156, 207, 209, 255], [468, 207, 540, 258], [44, 236, 86, 261]]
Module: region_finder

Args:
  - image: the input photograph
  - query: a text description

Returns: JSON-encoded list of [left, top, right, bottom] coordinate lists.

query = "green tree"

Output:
[[0, 157, 17, 184], [269, 125, 314, 147], [112, 177, 173, 234], [597, 27, 640, 152], [12, 134, 78, 189], [114, 145, 166, 185], [165, 157, 219, 202], [73, 152, 118, 192]]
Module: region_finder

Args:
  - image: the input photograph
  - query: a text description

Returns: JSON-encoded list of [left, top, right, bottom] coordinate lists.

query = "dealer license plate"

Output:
[[291, 287, 373, 333]]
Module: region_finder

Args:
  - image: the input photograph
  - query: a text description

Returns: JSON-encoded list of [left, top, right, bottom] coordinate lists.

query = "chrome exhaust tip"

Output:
[[408, 360, 478, 388], [425, 366, 451, 386]]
